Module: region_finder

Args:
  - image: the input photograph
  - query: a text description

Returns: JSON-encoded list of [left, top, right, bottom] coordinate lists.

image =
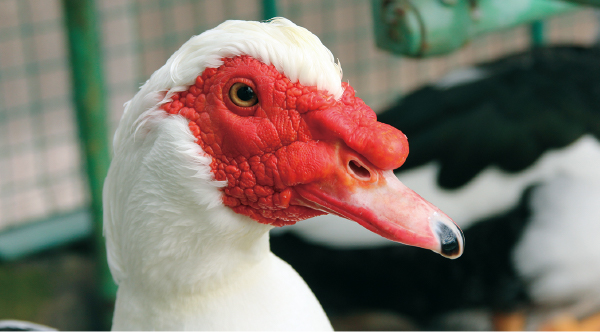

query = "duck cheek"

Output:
[[274, 140, 340, 187]]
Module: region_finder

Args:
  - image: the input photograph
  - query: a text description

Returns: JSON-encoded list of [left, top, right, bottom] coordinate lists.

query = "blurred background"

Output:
[[0, 0, 599, 330]]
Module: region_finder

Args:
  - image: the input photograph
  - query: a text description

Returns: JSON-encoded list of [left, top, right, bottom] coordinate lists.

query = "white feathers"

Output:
[[168, 18, 343, 98], [103, 116, 231, 288], [514, 176, 600, 310], [434, 66, 489, 90]]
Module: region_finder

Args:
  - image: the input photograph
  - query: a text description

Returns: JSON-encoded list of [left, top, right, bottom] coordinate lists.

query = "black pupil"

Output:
[[236, 86, 254, 101]]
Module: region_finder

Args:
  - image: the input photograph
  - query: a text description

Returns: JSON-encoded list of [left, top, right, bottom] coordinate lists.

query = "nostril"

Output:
[[348, 160, 371, 181]]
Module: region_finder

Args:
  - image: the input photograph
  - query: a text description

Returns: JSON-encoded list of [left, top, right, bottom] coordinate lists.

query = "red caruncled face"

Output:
[[162, 55, 408, 226]]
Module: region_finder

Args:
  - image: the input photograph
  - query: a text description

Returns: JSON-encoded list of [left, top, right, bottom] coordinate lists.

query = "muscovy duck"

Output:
[[102, 18, 464, 331]]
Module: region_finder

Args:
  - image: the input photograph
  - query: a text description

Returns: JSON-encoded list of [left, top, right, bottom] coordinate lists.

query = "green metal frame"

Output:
[[0, 210, 91, 260], [62, 0, 116, 320], [530, 20, 546, 46], [263, 0, 279, 20], [0, 0, 116, 326]]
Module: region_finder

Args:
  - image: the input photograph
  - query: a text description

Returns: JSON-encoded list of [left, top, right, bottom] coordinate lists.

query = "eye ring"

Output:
[[229, 82, 258, 107]]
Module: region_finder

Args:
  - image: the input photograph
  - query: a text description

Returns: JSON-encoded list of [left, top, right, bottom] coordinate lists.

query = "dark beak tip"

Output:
[[436, 222, 464, 259]]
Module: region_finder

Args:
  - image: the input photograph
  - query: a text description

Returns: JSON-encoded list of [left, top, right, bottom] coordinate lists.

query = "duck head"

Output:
[[104, 18, 463, 293]]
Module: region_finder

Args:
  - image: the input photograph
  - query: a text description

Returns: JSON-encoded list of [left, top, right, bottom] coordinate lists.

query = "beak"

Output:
[[293, 143, 464, 259]]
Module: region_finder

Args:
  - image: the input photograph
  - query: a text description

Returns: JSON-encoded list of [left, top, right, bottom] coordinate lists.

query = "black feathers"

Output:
[[379, 46, 600, 188]]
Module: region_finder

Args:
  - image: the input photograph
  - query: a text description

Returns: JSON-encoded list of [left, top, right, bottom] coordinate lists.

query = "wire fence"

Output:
[[0, 0, 598, 233], [0, 0, 86, 230]]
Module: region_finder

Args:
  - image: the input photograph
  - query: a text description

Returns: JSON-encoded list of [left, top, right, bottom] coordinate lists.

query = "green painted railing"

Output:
[[372, 0, 580, 57]]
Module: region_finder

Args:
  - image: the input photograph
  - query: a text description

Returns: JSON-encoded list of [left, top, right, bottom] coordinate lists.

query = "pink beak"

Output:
[[294, 142, 464, 259]]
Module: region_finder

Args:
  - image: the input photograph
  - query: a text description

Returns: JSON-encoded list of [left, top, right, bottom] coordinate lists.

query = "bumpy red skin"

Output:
[[162, 56, 408, 226]]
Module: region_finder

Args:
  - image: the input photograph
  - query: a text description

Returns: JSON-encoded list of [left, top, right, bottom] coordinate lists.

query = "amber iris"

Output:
[[230, 82, 258, 107]]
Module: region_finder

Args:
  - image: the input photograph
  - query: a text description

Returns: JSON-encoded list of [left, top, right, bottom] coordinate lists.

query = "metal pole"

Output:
[[530, 20, 545, 47], [595, 9, 600, 45], [262, 0, 278, 20], [61, 0, 115, 328]]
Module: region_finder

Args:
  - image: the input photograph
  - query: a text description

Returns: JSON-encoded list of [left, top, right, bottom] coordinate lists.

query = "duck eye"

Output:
[[229, 82, 258, 107]]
